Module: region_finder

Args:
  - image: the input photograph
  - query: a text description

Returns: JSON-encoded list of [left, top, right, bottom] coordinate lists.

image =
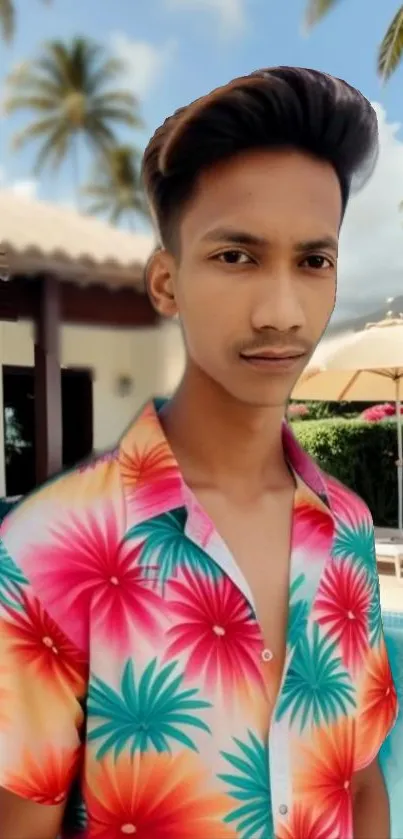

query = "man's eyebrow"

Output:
[[294, 236, 339, 254], [200, 228, 338, 254], [200, 228, 269, 247]]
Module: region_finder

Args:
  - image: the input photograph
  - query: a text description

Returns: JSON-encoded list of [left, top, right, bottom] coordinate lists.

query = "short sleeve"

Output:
[[354, 526, 398, 770], [0, 530, 88, 805]]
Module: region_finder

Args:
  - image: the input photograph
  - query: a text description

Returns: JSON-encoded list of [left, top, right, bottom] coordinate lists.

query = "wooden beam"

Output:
[[34, 275, 62, 484], [0, 276, 158, 327], [60, 282, 158, 327]]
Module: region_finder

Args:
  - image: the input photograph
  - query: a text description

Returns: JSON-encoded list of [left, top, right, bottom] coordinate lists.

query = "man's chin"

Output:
[[222, 381, 294, 411]]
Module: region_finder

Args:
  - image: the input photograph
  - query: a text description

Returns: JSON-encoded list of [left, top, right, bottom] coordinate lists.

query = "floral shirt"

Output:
[[0, 399, 398, 839]]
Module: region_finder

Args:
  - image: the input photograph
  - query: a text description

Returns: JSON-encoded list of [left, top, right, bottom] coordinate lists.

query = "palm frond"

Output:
[[87, 58, 128, 93], [82, 144, 149, 227], [4, 60, 35, 89], [83, 199, 112, 217], [11, 116, 61, 150], [34, 126, 70, 172], [91, 106, 141, 128], [81, 184, 112, 199], [3, 94, 57, 112], [34, 52, 70, 89], [92, 90, 139, 110], [304, 0, 342, 28], [5, 66, 61, 101], [84, 119, 117, 152], [1, 0, 51, 43], [0, 0, 14, 41], [378, 5, 403, 81]]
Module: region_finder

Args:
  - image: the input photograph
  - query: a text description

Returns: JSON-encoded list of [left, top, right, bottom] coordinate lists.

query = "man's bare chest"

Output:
[[192, 487, 296, 673]]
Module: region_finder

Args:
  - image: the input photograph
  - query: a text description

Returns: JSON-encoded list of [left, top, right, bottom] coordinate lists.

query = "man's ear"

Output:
[[145, 247, 178, 318]]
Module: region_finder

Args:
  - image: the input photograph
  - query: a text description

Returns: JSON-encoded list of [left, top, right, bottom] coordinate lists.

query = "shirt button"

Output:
[[279, 804, 288, 816], [261, 648, 273, 663]]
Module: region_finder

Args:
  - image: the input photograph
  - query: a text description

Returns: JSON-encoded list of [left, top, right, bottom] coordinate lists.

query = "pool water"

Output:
[[381, 611, 403, 837]]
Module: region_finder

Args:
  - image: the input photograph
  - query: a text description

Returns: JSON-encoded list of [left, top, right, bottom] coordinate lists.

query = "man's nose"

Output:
[[250, 273, 305, 333]]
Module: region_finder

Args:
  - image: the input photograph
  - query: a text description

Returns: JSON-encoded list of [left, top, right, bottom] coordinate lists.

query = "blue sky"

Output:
[[2, 0, 403, 320], [1, 0, 402, 197]]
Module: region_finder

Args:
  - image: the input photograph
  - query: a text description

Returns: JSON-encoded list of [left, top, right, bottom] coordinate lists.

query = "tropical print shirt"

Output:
[[0, 399, 398, 839]]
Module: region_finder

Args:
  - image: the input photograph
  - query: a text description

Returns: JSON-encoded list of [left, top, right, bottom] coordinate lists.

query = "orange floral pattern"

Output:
[[86, 751, 235, 838]]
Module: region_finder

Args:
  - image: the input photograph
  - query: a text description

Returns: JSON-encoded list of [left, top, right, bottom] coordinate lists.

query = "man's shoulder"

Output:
[[0, 447, 125, 653], [2, 447, 122, 532], [1, 447, 125, 582]]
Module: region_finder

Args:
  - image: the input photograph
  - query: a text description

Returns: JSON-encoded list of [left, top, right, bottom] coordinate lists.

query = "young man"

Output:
[[0, 67, 398, 839]]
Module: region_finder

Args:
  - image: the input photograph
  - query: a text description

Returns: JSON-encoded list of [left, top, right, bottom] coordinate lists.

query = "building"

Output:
[[0, 190, 185, 497]]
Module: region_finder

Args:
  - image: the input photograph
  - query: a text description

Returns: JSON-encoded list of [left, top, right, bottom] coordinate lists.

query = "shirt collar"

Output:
[[120, 399, 334, 532]]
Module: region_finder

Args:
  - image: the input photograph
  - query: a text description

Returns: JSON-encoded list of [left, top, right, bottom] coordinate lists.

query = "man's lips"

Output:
[[239, 350, 306, 361], [239, 350, 307, 370]]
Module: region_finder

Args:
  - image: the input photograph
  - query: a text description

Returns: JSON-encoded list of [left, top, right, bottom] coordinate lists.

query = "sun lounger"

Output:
[[375, 528, 403, 581]]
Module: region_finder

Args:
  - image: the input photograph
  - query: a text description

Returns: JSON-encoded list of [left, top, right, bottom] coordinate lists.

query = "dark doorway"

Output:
[[3, 366, 93, 496], [62, 368, 93, 469]]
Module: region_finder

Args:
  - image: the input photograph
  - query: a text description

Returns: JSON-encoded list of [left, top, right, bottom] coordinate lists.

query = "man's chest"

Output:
[[192, 487, 296, 677]]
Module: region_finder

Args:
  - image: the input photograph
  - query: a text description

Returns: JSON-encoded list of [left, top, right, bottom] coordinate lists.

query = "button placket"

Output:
[[268, 644, 295, 827], [269, 717, 291, 825]]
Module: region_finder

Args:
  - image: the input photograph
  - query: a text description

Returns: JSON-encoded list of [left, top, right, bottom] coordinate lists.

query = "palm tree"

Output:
[[305, 1, 403, 81], [0, 0, 50, 42], [4, 37, 142, 198], [82, 144, 149, 227]]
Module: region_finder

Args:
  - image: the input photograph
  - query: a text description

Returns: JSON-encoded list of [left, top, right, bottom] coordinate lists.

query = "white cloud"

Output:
[[111, 34, 177, 98], [0, 167, 37, 198], [335, 103, 403, 324], [167, 0, 246, 36]]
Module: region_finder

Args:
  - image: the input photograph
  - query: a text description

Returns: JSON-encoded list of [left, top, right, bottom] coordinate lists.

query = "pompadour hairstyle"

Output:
[[142, 66, 378, 250]]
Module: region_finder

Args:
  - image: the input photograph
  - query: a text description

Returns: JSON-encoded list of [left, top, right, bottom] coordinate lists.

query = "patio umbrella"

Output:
[[292, 314, 403, 531]]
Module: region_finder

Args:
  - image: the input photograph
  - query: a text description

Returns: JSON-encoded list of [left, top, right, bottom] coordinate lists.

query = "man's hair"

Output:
[[142, 66, 378, 251]]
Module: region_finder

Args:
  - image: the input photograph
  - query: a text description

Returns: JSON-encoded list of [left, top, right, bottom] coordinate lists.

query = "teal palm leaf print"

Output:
[[276, 623, 355, 731], [125, 507, 220, 583], [332, 516, 374, 572], [0, 541, 27, 609], [288, 598, 309, 648], [88, 658, 212, 759], [288, 573, 308, 648], [368, 574, 383, 646], [333, 514, 383, 646], [219, 730, 272, 839]]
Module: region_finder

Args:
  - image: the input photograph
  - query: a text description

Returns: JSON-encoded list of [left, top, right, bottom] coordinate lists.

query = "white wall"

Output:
[[0, 318, 186, 493]]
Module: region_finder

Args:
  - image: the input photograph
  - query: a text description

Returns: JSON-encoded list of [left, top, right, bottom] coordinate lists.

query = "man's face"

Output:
[[150, 148, 340, 408]]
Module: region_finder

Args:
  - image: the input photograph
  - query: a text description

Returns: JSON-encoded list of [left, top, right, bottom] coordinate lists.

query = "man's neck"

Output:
[[159, 362, 292, 499]]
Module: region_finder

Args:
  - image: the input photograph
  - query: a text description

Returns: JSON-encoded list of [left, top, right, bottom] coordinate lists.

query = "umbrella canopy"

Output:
[[292, 315, 403, 530], [293, 316, 403, 402]]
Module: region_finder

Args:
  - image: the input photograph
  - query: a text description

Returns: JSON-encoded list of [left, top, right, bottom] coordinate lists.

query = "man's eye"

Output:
[[301, 255, 333, 270], [216, 250, 252, 265]]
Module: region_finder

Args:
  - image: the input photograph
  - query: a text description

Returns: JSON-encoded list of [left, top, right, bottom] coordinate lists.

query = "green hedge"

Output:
[[292, 418, 398, 527]]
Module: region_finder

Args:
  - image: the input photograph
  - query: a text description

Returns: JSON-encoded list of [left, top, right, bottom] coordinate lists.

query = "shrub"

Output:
[[289, 400, 370, 421], [292, 418, 398, 527], [361, 403, 403, 422]]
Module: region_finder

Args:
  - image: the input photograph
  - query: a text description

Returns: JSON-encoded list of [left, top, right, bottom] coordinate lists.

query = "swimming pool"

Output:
[[381, 611, 403, 838]]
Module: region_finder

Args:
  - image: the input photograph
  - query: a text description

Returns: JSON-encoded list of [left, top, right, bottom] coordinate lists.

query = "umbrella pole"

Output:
[[397, 378, 403, 534]]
